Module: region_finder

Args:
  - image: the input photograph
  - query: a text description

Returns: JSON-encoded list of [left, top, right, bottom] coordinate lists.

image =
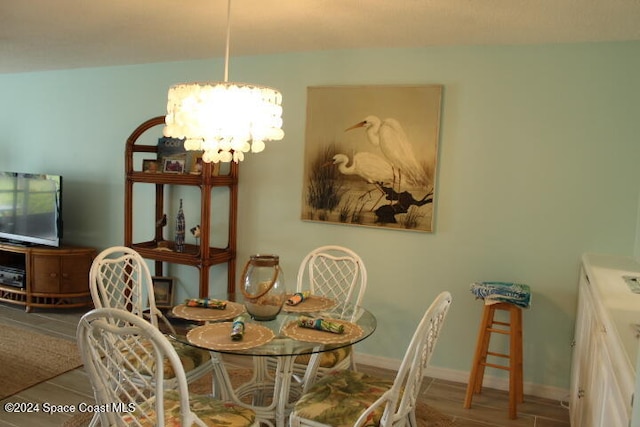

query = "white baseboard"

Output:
[[355, 353, 569, 402]]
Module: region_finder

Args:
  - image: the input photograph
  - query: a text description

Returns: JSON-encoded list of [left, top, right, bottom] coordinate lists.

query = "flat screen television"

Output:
[[0, 172, 62, 247]]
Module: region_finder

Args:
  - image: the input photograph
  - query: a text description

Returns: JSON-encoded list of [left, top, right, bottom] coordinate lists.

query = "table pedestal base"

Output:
[[210, 351, 321, 427]]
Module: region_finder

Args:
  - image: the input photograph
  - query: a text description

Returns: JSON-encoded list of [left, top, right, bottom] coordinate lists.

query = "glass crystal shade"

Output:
[[163, 82, 284, 163]]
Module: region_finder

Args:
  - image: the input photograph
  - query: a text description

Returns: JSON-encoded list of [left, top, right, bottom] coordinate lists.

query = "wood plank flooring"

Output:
[[0, 303, 570, 426]]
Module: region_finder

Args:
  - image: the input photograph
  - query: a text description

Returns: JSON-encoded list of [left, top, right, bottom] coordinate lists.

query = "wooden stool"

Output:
[[463, 302, 523, 419]]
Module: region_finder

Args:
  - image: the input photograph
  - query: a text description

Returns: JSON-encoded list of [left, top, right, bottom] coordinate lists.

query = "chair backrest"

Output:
[[296, 245, 368, 318], [76, 307, 199, 427], [379, 291, 452, 427], [89, 246, 160, 328]]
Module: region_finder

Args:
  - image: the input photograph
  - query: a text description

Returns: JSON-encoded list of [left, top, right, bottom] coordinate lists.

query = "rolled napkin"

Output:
[[230, 315, 246, 341], [297, 316, 344, 334], [184, 298, 227, 310], [470, 281, 531, 309], [286, 291, 311, 306]]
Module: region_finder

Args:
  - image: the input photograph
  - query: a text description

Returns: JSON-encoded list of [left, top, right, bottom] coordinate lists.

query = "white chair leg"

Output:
[[88, 413, 100, 427]]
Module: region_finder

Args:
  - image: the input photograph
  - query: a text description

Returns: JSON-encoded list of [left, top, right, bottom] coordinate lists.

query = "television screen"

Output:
[[0, 172, 62, 247]]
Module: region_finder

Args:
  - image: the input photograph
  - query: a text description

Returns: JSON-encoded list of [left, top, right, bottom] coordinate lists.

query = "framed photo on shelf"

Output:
[[188, 152, 204, 174], [162, 157, 185, 173], [142, 159, 158, 173], [188, 152, 221, 176], [152, 276, 175, 308]]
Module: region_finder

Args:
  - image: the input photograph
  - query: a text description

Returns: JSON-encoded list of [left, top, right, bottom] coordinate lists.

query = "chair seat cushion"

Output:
[[293, 370, 393, 427], [295, 346, 351, 368], [121, 390, 256, 427], [123, 337, 210, 379]]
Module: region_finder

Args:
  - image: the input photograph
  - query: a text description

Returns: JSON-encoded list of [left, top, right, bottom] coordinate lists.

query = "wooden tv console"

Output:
[[0, 242, 96, 312]]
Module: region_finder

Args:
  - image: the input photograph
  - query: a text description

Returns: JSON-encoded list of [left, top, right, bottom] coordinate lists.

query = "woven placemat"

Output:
[[282, 295, 336, 313], [172, 301, 246, 321], [187, 322, 274, 351], [282, 318, 363, 344]]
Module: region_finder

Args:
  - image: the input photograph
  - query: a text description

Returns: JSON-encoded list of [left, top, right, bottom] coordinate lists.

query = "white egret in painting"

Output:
[[346, 115, 428, 188]]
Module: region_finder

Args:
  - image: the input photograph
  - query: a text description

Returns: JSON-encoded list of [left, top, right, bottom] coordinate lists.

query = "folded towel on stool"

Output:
[[470, 281, 531, 308]]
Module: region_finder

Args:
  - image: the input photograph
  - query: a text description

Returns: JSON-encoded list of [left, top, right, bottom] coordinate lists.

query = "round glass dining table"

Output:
[[165, 298, 377, 427]]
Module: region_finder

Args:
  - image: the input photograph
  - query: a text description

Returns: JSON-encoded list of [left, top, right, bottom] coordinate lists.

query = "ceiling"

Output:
[[2, 0, 640, 74]]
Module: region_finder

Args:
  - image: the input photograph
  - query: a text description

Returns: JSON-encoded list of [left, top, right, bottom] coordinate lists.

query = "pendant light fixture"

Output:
[[163, 0, 284, 163]]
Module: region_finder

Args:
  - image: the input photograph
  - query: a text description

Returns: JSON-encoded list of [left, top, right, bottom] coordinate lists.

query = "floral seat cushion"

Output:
[[294, 346, 351, 368], [292, 370, 394, 427], [122, 337, 209, 379], [121, 390, 256, 427]]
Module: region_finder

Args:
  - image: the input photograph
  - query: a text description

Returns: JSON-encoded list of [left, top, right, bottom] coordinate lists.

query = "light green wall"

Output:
[[1, 42, 639, 391]]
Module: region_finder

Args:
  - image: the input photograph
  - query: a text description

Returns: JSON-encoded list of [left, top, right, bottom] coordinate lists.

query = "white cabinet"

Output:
[[570, 269, 598, 426], [571, 255, 638, 427]]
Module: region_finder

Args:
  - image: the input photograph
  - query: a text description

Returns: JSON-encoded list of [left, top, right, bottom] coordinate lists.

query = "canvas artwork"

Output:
[[301, 85, 442, 232]]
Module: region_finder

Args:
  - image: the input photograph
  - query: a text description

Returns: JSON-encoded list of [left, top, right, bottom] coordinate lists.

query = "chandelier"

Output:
[[163, 0, 284, 163]]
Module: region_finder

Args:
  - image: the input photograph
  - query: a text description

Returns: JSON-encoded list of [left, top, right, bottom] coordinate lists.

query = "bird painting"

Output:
[[346, 115, 429, 189], [332, 152, 394, 186], [302, 85, 441, 231], [332, 152, 394, 206]]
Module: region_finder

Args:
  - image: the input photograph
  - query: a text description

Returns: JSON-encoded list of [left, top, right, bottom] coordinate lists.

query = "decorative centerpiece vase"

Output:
[[241, 254, 285, 321]]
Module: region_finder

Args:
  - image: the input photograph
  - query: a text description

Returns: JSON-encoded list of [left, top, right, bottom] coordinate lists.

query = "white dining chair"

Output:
[[89, 246, 213, 387], [297, 245, 368, 313], [289, 291, 452, 427], [291, 245, 368, 377], [77, 307, 258, 427]]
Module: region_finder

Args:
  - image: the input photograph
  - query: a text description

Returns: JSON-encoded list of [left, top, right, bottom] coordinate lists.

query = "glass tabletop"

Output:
[[165, 301, 376, 357]]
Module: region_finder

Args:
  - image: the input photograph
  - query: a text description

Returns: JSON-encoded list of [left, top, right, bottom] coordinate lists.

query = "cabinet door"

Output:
[[589, 329, 608, 427], [593, 329, 630, 427], [570, 269, 597, 426], [59, 253, 92, 293], [31, 255, 60, 293], [572, 266, 632, 427], [600, 367, 629, 427]]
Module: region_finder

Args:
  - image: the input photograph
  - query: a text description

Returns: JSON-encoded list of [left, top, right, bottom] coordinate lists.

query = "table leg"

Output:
[[299, 350, 322, 393], [208, 351, 321, 427], [209, 354, 292, 427], [273, 355, 296, 427], [209, 352, 235, 401]]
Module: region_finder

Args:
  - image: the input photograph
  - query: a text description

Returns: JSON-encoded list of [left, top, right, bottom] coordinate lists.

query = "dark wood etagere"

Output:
[[124, 116, 238, 300]]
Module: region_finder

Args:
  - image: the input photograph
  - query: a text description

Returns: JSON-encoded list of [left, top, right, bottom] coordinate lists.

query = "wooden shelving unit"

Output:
[[124, 116, 239, 300]]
